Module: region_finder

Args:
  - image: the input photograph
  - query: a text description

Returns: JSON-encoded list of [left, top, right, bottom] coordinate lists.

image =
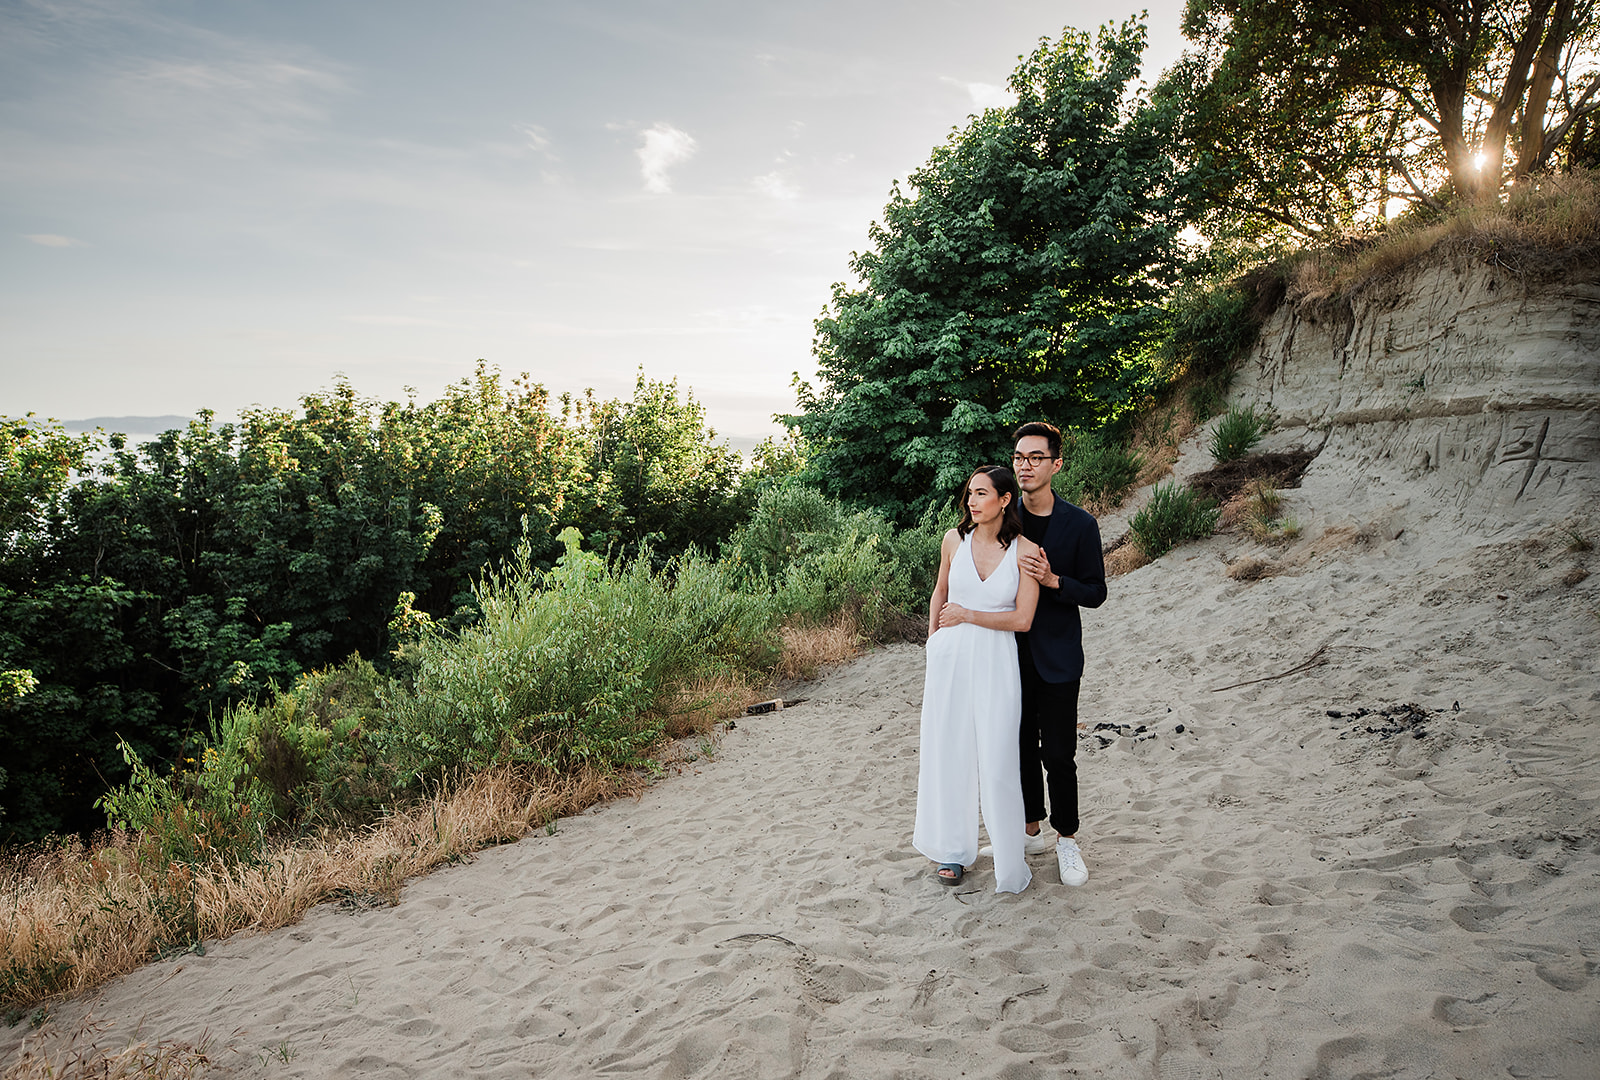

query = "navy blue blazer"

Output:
[[1018, 495, 1107, 683]]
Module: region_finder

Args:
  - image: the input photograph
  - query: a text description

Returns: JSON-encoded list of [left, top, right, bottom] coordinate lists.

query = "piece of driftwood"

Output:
[[1209, 645, 1328, 692]]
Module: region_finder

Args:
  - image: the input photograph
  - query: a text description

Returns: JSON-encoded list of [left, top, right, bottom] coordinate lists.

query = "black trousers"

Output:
[[1018, 643, 1080, 837]]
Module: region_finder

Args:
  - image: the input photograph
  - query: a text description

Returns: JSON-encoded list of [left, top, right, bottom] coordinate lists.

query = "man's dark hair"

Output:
[[1012, 421, 1062, 459]]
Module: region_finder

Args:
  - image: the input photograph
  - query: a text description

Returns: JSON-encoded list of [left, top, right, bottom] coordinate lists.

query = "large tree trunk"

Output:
[[1474, 0, 1554, 185], [1517, 0, 1574, 175], [1434, 74, 1488, 203]]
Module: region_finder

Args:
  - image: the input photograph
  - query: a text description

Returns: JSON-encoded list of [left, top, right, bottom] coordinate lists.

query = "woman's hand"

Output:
[[937, 602, 973, 628]]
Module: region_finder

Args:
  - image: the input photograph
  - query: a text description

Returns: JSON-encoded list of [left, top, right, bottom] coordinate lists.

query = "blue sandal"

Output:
[[937, 863, 963, 886]]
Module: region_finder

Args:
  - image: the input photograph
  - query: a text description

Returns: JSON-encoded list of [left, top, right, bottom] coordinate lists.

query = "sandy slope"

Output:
[[6, 412, 1597, 1079]]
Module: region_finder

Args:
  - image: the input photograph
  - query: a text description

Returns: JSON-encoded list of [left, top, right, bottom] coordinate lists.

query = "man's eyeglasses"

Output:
[[1010, 452, 1057, 467]]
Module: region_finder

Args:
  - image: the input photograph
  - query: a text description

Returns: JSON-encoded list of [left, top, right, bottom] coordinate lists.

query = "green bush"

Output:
[[376, 528, 777, 781], [728, 486, 949, 635], [1128, 482, 1220, 559], [247, 656, 397, 823], [96, 709, 274, 866], [1185, 372, 1233, 420], [1209, 405, 1273, 463], [1056, 432, 1143, 509], [1159, 281, 1261, 382]]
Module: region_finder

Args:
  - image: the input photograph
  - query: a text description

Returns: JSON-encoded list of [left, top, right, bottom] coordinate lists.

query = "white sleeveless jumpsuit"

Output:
[[913, 533, 1031, 894]]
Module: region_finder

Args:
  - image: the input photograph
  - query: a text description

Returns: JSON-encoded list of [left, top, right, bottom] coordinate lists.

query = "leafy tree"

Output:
[[579, 373, 748, 563], [0, 417, 168, 838], [1172, 0, 1600, 237], [787, 19, 1195, 521], [1157, 21, 1404, 241], [373, 365, 588, 618]]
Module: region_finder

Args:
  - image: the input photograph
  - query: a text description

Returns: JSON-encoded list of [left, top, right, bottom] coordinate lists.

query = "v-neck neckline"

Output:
[[969, 535, 1007, 583]]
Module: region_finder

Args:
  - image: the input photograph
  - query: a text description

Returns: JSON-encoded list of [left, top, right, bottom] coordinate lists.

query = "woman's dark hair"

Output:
[[956, 465, 1024, 548]]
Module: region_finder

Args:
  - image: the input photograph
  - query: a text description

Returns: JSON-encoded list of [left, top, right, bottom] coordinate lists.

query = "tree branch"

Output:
[[1381, 82, 1443, 131], [1389, 154, 1448, 212], [1540, 75, 1600, 156]]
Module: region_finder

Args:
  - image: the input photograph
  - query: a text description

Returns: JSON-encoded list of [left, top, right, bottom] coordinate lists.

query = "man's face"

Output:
[[1012, 435, 1061, 495]]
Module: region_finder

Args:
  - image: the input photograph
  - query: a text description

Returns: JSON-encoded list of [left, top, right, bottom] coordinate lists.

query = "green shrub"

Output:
[[1159, 282, 1261, 381], [1209, 405, 1273, 463], [727, 485, 845, 582], [1185, 371, 1233, 420], [96, 710, 274, 866], [728, 485, 949, 634], [249, 656, 397, 823], [1128, 482, 1220, 559], [376, 528, 777, 781], [1056, 432, 1143, 509]]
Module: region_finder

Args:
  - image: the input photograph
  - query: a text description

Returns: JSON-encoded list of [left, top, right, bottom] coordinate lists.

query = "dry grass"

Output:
[[1564, 566, 1591, 587], [1304, 525, 1370, 558], [1125, 400, 1202, 495], [1227, 556, 1274, 582], [656, 670, 760, 740], [1283, 168, 1600, 304], [1218, 480, 1302, 545], [775, 609, 863, 680], [4, 1019, 216, 1079], [1103, 541, 1152, 578]]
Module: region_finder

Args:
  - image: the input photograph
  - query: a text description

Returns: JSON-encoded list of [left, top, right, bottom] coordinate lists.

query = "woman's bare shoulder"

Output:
[[1017, 534, 1042, 556], [941, 528, 962, 551]]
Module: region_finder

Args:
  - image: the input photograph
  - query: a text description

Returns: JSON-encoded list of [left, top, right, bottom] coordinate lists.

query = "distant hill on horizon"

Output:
[[61, 415, 194, 435]]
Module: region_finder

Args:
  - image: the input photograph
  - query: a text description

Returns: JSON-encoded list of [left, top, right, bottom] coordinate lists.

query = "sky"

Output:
[[1, 0, 1191, 446]]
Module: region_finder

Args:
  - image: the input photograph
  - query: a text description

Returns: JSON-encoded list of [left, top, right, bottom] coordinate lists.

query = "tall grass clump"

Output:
[[1128, 482, 1221, 560], [379, 528, 777, 780], [1209, 404, 1273, 463]]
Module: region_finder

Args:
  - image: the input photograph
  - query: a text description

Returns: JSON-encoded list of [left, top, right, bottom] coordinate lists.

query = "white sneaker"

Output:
[[978, 829, 1057, 859], [1057, 837, 1089, 886]]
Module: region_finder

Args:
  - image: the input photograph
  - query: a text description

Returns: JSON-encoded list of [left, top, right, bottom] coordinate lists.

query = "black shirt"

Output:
[[1021, 504, 1051, 547]]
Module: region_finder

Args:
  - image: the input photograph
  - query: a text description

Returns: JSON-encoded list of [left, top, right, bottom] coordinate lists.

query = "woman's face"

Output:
[[966, 472, 1010, 525]]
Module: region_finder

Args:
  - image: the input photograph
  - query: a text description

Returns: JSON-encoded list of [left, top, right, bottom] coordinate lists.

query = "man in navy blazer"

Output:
[[1010, 421, 1107, 885]]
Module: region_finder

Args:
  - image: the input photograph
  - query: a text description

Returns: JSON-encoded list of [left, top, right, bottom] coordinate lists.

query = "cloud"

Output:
[[24, 234, 84, 247], [636, 122, 696, 194], [941, 77, 1016, 111], [515, 123, 556, 158], [753, 171, 798, 200]]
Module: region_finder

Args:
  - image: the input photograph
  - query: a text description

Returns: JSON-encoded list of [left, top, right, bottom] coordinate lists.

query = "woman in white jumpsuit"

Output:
[[913, 465, 1042, 893]]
